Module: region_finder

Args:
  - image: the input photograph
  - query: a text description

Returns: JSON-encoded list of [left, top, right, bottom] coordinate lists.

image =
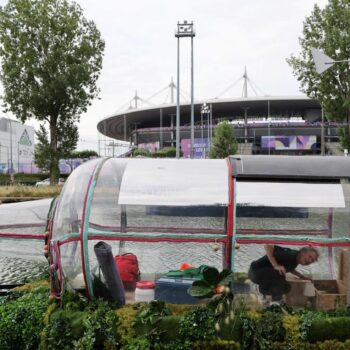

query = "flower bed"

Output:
[[1, 281, 350, 349]]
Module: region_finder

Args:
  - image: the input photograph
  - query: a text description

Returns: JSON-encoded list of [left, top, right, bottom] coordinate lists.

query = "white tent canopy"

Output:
[[236, 182, 345, 208], [119, 159, 229, 206]]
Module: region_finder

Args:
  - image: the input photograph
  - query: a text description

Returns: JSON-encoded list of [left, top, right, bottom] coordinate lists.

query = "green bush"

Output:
[[192, 340, 241, 349], [308, 317, 350, 343], [0, 173, 49, 186], [217, 318, 242, 342], [151, 147, 180, 158], [5, 283, 350, 350], [132, 148, 151, 157], [309, 339, 350, 350], [179, 306, 216, 342], [0, 286, 49, 350], [151, 149, 167, 158], [133, 146, 180, 158], [158, 316, 182, 341], [41, 298, 120, 349]]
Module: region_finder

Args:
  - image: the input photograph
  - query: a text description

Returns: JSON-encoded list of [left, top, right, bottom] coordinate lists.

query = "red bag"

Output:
[[114, 253, 140, 290]]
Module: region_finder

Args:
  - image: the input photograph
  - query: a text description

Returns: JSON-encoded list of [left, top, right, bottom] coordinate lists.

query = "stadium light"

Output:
[[175, 21, 195, 158]]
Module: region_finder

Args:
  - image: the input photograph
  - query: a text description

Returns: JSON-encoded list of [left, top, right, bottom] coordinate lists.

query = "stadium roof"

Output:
[[97, 95, 320, 141]]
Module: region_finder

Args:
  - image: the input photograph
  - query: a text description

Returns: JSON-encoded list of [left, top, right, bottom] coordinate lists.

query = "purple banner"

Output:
[[261, 135, 317, 151]]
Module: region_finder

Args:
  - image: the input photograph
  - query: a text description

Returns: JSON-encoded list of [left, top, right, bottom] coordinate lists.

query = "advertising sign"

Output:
[[181, 138, 209, 158], [261, 135, 317, 151]]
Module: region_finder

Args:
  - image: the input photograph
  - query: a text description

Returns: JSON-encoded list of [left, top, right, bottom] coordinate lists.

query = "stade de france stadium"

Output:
[[97, 95, 346, 157]]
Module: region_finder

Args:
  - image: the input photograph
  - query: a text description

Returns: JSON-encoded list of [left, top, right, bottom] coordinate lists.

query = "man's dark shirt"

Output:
[[250, 246, 298, 273]]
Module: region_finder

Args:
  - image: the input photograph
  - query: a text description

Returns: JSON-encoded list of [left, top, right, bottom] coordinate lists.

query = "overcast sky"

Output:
[[1, 0, 329, 151]]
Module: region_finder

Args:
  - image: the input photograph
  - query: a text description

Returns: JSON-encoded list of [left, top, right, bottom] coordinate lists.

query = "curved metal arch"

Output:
[[80, 157, 111, 299]]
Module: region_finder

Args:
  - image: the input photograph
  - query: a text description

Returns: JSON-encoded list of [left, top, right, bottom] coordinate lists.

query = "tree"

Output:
[[35, 120, 79, 172], [0, 0, 105, 182], [287, 0, 350, 150], [35, 125, 51, 173], [209, 121, 238, 159]]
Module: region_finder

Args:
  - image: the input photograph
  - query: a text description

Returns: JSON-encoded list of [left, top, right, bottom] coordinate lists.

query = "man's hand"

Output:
[[292, 270, 313, 282], [301, 276, 313, 282], [273, 264, 286, 275]]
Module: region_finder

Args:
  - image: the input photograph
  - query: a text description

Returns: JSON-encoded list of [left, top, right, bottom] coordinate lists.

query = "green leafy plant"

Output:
[[209, 287, 240, 340], [41, 297, 120, 350], [135, 300, 172, 326], [298, 311, 319, 347], [0, 286, 49, 350], [192, 340, 241, 350], [134, 301, 172, 350], [179, 307, 216, 343], [188, 267, 234, 298]]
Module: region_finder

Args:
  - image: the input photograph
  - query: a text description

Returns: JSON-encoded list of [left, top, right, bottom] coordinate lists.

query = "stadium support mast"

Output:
[[243, 66, 248, 98], [170, 77, 175, 104]]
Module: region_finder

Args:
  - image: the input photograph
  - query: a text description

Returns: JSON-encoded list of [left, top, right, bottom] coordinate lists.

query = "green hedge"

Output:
[[151, 147, 178, 158], [308, 317, 350, 343], [0, 173, 49, 186], [217, 318, 242, 341], [193, 340, 241, 349], [309, 340, 350, 350], [2, 283, 350, 349], [132, 147, 181, 158]]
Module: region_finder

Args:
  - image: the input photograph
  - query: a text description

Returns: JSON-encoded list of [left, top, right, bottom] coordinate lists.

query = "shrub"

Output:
[[132, 148, 151, 157], [192, 340, 241, 349], [308, 317, 350, 343], [0, 286, 49, 350], [41, 297, 120, 349], [179, 307, 216, 342], [0, 173, 49, 186], [309, 339, 350, 350], [152, 147, 180, 158], [166, 303, 195, 316]]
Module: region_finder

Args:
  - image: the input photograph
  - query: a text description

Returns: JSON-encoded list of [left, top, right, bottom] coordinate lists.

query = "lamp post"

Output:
[[200, 108, 204, 139], [267, 118, 271, 156], [209, 103, 213, 148], [175, 21, 195, 158], [201, 103, 209, 157], [311, 47, 350, 156]]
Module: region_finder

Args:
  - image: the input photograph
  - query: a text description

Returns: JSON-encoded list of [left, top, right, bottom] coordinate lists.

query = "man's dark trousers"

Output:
[[248, 266, 291, 301]]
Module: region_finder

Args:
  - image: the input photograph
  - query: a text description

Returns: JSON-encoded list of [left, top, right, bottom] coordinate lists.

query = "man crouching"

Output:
[[248, 245, 319, 303]]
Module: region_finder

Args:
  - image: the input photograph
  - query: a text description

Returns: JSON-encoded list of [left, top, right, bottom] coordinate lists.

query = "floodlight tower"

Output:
[[311, 48, 350, 156], [175, 21, 195, 158]]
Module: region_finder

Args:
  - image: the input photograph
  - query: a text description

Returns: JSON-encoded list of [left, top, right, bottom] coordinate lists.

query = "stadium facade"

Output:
[[97, 95, 343, 157]]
